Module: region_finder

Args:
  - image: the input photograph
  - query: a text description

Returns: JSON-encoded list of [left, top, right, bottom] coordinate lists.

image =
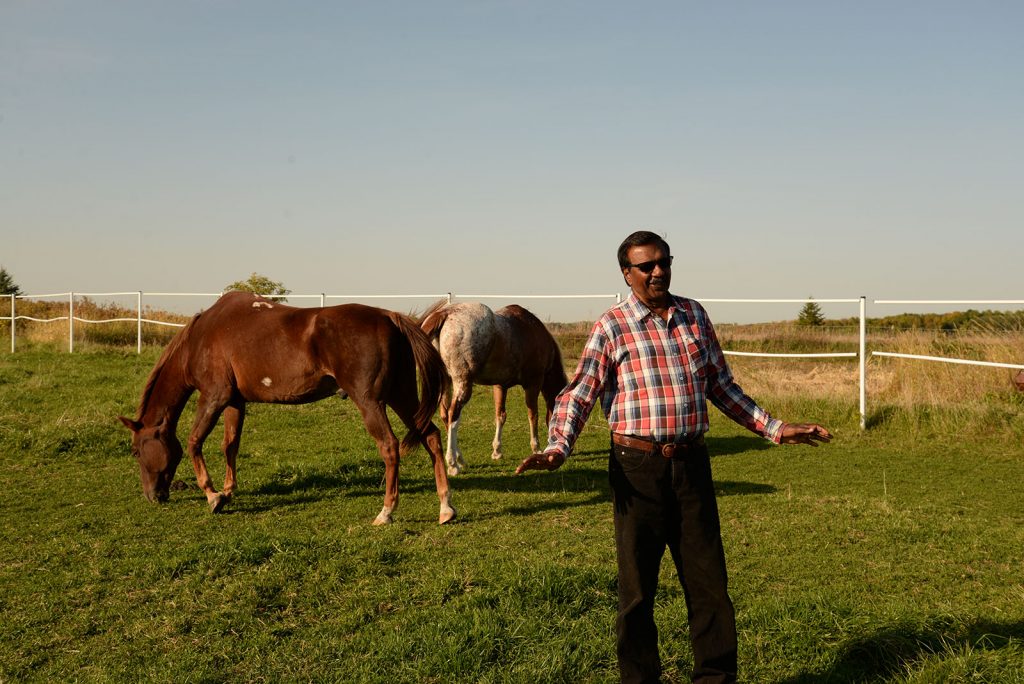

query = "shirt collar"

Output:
[[624, 291, 679, 322]]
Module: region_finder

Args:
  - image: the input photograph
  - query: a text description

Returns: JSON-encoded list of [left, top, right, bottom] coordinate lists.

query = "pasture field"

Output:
[[2, 346, 1023, 683]]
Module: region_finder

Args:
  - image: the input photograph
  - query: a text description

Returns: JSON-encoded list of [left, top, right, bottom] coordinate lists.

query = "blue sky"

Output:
[[3, 1, 1022, 322]]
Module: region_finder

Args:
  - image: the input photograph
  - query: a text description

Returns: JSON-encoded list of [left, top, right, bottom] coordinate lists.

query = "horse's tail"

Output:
[[543, 339, 569, 408], [418, 298, 451, 341], [388, 311, 448, 453]]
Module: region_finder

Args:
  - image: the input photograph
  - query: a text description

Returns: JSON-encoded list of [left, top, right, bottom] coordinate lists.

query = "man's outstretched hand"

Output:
[[780, 423, 832, 446], [515, 451, 566, 474]]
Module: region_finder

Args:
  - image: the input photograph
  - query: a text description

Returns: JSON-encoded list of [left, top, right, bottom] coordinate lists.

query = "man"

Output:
[[516, 230, 831, 684]]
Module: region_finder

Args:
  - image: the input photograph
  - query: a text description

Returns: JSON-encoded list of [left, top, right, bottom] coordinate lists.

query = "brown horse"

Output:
[[420, 300, 568, 475], [119, 291, 455, 525]]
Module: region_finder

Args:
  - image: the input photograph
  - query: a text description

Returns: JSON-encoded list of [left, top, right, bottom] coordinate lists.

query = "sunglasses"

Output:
[[627, 256, 673, 274]]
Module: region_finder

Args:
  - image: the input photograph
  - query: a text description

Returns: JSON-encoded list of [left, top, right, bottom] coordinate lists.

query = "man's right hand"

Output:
[[515, 451, 565, 474]]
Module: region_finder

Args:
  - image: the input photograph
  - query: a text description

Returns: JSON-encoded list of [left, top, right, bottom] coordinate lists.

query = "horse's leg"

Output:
[[439, 384, 452, 426], [219, 401, 246, 503], [445, 379, 472, 476], [187, 393, 230, 513], [427, 422, 456, 523], [491, 385, 507, 460], [353, 399, 402, 525], [390, 384, 455, 525], [524, 385, 542, 453]]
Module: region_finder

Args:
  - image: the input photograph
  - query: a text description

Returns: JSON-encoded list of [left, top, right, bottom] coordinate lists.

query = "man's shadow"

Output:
[[777, 616, 1024, 683], [706, 434, 775, 458]]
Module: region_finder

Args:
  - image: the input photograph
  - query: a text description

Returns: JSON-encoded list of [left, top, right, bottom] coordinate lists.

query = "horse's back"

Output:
[[185, 293, 408, 402], [494, 304, 558, 354], [493, 305, 563, 384], [201, 292, 389, 346]]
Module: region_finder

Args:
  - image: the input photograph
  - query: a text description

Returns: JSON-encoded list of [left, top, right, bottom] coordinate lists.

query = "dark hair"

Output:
[[617, 231, 671, 269]]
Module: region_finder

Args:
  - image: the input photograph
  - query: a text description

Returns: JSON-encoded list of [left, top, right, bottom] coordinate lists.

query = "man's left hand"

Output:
[[780, 423, 832, 446], [515, 451, 566, 474]]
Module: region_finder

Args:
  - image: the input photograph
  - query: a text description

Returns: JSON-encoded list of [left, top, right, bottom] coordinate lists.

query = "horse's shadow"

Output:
[[250, 462, 378, 496], [776, 616, 1024, 682], [195, 434, 780, 515]]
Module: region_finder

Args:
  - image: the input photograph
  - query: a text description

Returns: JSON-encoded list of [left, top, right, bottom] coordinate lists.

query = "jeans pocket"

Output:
[[613, 444, 651, 473]]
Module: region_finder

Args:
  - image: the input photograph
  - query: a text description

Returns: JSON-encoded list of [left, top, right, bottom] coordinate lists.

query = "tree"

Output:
[[797, 298, 825, 326], [0, 267, 23, 296], [224, 273, 290, 302]]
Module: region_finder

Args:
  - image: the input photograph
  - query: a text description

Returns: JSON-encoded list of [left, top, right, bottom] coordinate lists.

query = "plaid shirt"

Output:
[[546, 292, 784, 458]]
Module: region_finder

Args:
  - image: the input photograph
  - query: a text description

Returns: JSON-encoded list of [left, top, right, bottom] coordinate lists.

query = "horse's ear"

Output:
[[153, 414, 171, 436], [118, 416, 141, 433]]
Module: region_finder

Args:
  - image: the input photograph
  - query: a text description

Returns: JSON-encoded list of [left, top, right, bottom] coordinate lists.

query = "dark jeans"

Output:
[[609, 437, 737, 684]]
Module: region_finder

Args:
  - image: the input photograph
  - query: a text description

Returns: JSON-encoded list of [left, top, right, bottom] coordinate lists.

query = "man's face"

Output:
[[622, 243, 672, 305]]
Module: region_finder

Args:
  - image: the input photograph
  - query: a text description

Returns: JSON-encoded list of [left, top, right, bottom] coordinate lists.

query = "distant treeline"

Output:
[[830, 309, 1024, 332]]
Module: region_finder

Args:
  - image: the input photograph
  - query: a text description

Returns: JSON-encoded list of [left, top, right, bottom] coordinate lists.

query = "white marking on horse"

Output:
[[252, 301, 273, 309], [262, 377, 273, 387]]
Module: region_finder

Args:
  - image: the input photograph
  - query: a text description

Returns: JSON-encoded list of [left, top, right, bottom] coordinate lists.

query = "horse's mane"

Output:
[[134, 311, 201, 420]]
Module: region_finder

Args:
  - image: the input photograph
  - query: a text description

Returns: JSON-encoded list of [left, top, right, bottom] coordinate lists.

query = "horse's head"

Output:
[[118, 415, 183, 503]]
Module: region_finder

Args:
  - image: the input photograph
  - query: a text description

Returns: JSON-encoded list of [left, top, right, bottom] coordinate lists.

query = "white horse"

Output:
[[420, 301, 568, 475]]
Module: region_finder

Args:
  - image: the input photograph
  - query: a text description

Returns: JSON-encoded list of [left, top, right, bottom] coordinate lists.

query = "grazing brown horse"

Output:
[[119, 291, 455, 525], [420, 300, 568, 475]]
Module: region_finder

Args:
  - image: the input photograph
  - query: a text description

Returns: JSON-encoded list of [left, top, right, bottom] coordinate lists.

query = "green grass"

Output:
[[1, 348, 1023, 683]]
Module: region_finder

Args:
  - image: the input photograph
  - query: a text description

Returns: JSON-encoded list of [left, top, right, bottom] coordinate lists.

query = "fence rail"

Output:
[[4, 292, 1024, 430], [870, 299, 1024, 378]]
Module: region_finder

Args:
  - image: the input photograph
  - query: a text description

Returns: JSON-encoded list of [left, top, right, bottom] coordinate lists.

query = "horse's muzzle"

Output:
[[144, 488, 170, 503]]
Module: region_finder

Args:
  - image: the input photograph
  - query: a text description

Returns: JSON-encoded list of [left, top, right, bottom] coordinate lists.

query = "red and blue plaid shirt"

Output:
[[546, 292, 784, 458]]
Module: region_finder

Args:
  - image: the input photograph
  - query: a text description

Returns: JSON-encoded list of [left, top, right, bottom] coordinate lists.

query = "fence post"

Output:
[[9, 294, 14, 354], [859, 296, 866, 430], [137, 291, 143, 354], [320, 293, 325, 308], [69, 292, 75, 353], [447, 292, 452, 304]]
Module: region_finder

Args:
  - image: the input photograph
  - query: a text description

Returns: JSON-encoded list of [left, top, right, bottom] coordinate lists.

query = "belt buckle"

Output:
[[660, 443, 676, 459]]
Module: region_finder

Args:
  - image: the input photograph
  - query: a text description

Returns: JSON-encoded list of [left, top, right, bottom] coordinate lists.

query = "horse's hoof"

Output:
[[208, 493, 227, 513], [446, 465, 461, 477], [491, 451, 503, 460], [373, 507, 394, 525], [439, 506, 457, 525]]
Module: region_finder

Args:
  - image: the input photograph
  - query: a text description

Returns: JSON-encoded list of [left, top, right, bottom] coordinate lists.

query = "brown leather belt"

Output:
[[611, 432, 705, 459]]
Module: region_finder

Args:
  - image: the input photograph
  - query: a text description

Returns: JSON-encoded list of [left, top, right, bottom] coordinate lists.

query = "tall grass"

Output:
[[2, 297, 187, 349], [714, 323, 1024, 441], [5, 310, 1023, 440]]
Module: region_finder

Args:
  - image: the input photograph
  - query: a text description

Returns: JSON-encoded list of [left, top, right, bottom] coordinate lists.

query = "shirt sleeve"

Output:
[[702, 315, 785, 443], [545, 320, 612, 458]]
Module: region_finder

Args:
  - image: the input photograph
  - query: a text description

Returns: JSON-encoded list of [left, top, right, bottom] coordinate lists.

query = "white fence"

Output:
[[4, 292, 1024, 431], [871, 300, 1024, 372], [1, 291, 621, 354]]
